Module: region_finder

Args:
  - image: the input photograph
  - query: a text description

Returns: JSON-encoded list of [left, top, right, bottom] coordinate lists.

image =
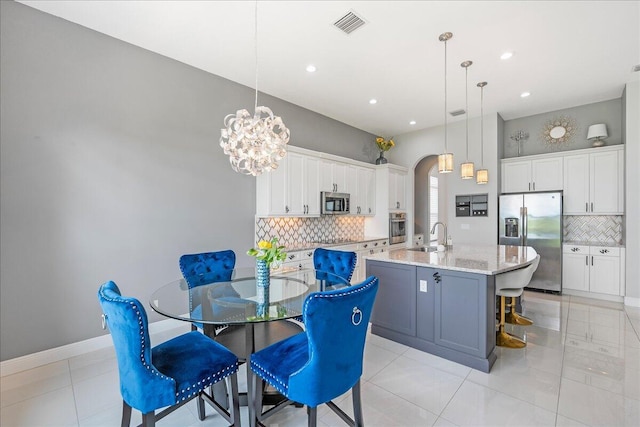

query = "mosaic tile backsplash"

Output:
[[255, 216, 365, 247], [564, 215, 623, 244]]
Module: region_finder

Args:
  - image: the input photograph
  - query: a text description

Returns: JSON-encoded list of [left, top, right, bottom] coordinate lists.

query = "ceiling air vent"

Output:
[[449, 109, 466, 117], [334, 11, 366, 34]]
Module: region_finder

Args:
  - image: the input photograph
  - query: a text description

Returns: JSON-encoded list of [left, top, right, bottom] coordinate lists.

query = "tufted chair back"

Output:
[[97, 281, 177, 414], [290, 276, 378, 406], [179, 250, 236, 288], [313, 248, 357, 286]]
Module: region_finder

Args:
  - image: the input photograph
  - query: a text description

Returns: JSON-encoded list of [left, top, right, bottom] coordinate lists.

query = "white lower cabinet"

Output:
[[353, 239, 388, 283], [274, 249, 314, 272], [563, 244, 624, 297]]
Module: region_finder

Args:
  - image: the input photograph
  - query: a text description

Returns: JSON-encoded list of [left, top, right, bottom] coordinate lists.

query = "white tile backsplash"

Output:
[[564, 215, 623, 244], [255, 216, 365, 246]]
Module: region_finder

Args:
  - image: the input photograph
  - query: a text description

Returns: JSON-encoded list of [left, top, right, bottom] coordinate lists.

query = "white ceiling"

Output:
[[18, 1, 640, 136]]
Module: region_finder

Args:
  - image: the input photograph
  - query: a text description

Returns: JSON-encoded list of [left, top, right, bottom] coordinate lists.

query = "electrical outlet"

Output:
[[419, 280, 427, 292]]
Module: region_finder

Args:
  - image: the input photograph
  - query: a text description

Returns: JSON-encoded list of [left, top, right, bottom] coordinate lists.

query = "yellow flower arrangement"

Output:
[[375, 136, 395, 152], [247, 237, 287, 268]]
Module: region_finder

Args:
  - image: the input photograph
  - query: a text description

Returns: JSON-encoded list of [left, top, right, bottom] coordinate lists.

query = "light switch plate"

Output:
[[419, 280, 427, 292]]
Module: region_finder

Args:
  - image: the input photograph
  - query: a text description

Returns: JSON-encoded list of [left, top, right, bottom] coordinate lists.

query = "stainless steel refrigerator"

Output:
[[499, 191, 563, 293]]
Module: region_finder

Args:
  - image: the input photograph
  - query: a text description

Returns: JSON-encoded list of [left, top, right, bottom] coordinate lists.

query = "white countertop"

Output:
[[364, 244, 538, 275]]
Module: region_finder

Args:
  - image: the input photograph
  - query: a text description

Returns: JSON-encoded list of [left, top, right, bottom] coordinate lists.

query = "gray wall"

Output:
[[503, 98, 623, 158], [0, 1, 374, 361], [389, 114, 500, 247], [624, 81, 640, 302]]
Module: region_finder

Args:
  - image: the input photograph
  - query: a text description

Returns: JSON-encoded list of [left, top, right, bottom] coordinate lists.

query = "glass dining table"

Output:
[[149, 267, 350, 406]]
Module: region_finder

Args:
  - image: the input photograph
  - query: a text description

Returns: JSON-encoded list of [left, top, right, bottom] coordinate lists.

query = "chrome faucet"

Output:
[[430, 222, 447, 246]]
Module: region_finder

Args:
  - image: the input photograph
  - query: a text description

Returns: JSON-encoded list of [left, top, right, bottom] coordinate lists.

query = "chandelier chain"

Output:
[[465, 65, 469, 160], [444, 38, 448, 152], [480, 84, 484, 167]]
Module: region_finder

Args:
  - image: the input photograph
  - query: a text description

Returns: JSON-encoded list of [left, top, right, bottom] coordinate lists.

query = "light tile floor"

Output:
[[2, 292, 640, 426]]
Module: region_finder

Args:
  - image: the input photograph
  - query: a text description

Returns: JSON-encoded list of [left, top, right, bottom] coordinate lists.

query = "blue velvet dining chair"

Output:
[[248, 276, 379, 427], [179, 250, 237, 333], [313, 247, 358, 288], [97, 281, 241, 427]]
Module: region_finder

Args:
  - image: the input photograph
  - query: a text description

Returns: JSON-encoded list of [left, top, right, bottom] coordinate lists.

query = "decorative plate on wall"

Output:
[[541, 116, 577, 146]]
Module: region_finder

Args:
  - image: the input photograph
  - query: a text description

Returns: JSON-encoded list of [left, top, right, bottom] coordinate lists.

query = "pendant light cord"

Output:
[[465, 65, 469, 161], [444, 39, 448, 152], [254, 0, 259, 112], [480, 84, 484, 168]]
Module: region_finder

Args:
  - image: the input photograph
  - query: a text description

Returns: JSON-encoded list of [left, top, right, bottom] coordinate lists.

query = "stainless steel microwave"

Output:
[[321, 192, 350, 215]]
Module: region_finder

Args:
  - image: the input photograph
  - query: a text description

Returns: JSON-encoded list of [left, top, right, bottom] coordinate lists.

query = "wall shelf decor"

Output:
[[541, 116, 577, 147]]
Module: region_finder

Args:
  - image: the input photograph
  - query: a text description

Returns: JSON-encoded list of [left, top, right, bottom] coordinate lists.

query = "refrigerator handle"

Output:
[[523, 207, 528, 245]]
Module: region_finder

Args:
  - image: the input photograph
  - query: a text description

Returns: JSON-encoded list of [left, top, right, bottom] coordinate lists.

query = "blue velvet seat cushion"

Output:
[[250, 332, 308, 397], [152, 331, 238, 402]]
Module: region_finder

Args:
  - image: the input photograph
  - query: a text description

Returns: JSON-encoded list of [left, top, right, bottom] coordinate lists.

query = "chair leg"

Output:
[[307, 406, 317, 427], [249, 370, 263, 427], [352, 380, 364, 427], [229, 372, 241, 427], [496, 295, 526, 348], [197, 393, 205, 421], [141, 412, 155, 427], [505, 296, 533, 325], [121, 401, 132, 427]]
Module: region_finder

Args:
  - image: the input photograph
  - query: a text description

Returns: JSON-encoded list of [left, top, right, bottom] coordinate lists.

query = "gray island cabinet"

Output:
[[365, 244, 537, 372]]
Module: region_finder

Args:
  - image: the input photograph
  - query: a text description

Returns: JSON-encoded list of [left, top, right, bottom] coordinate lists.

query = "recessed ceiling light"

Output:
[[369, 99, 377, 104], [306, 64, 317, 73], [409, 120, 416, 125], [520, 92, 531, 98], [500, 51, 513, 60]]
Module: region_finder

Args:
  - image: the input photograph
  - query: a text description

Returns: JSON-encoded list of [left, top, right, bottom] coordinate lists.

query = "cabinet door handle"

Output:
[[369, 207, 371, 213], [586, 202, 589, 212], [591, 202, 594, 212], [286, 206, 289, 213], [529, 182, 531, 191], [571, 247, 580, 252], [591, 256, 594, 266], [600, 249, 609, 254], [533, 182, 536, 191], [586, 255, 588, 266]]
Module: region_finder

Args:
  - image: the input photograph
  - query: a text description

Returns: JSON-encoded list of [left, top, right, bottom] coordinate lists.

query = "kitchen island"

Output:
[[364, 244, 538, 372]]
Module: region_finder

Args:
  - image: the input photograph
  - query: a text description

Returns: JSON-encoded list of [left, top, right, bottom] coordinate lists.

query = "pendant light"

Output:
[[460, 60, 474, 179], [476, 81, 489, 184], [437, 32, 454, 173], [219, 1, 290, 176]]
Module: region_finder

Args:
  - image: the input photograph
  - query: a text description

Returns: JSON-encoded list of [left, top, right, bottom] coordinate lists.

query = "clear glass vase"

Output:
[[375, 151, 388, 165]]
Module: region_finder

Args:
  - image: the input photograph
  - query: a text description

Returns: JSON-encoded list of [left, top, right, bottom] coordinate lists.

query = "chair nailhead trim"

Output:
[[175, 361, 239, 400]]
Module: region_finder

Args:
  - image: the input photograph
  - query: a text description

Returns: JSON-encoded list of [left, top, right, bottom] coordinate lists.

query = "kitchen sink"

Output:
[[408, 246, 439, 253]]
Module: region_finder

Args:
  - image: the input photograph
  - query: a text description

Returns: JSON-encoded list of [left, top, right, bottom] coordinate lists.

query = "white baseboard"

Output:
[[1, 318, 185, 377], [562, 289, 624, 303], [624, 296, 640, 307]]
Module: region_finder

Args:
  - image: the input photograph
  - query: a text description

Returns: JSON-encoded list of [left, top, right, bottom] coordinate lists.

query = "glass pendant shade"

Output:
[[461, 161, 474, 179], [476, 168, 488, 184], [438, 153, 454, 173], [220, 106, 290, 176]]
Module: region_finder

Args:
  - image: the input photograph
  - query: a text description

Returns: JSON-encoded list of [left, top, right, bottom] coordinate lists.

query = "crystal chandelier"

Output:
[[476, 81, 488, 184], [220, 2, 290, 176], [438, 32, 454, 173], [460, 60, 474, 179]]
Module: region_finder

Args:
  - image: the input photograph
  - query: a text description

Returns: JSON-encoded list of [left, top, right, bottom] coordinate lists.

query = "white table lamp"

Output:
[[587, 124, 608, 147]]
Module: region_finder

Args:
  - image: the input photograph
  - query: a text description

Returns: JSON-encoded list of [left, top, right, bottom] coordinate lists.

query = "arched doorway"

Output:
[[414, 155, 443, 244]]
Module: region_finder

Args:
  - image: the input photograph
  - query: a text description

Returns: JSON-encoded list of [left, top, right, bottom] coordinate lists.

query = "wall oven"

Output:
[[389, 212, 407, 244], [321, 192, 350, 215]]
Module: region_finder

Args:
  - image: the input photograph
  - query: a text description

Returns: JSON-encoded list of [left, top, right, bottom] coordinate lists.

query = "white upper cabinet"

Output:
[[563, 146, 624, 215], [256, 151, 320, 216], [388, 168, 407, 210], [351, 166, 376, 215], [320, 160, 349, 193], [502, 157, 563, 193], [256, 146, 377, 217]]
